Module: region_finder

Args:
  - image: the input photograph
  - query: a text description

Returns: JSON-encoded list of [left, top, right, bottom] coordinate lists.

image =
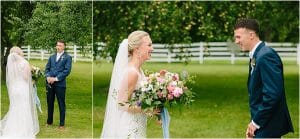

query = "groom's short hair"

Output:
[[234, 18, 260, 35], [57, 40, 66, 46]]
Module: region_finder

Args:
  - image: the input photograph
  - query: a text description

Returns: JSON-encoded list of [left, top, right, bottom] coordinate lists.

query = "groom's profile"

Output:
[[234, 18, 293, 138], [45, 40, 72, 129]]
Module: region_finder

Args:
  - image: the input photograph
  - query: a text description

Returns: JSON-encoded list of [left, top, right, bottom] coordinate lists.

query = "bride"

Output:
[[101, 31, 154, 138], [0, 47, 39, 138]]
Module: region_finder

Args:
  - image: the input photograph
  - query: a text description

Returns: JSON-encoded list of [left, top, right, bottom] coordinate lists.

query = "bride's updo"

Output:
[[127, 30, 149, 56], [10, 46, 24, 57]]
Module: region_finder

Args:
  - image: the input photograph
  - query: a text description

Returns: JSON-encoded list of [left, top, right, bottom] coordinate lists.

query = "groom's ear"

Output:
[[246, 29, 256, 39]]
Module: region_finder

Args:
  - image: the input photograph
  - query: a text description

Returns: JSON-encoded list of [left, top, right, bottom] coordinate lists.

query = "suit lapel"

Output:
[[252, 42, 265, 61], [247, 42, 265, 87], [52, 54, 57, 65], [56, 52, 65, 63]]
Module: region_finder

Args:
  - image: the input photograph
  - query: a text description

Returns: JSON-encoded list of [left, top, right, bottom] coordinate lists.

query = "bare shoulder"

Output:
[[17, 59, 30, 72], [126, 67, 139, 80], [19, 59, 29, 67]]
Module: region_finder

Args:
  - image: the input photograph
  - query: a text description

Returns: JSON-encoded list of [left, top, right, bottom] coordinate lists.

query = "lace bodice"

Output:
[[119, 66, 147, 138]]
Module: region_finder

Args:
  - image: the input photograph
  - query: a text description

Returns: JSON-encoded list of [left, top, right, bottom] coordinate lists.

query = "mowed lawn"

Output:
[[93, 60, 299, 138], [1, 60, 93, 138]]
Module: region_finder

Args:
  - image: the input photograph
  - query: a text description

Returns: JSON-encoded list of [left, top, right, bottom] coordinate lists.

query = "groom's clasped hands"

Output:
[[47, 77, 57, 84]]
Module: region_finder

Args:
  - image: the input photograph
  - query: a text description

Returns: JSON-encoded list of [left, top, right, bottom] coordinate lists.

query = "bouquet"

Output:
[[31, 65, 44, 82], [128, 69, 195, 138], [129, 69, 195, 115]]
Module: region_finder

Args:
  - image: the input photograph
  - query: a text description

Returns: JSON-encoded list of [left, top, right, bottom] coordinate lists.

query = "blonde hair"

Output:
[[10, 46, 24, 57], [128, 30, 149, 55]]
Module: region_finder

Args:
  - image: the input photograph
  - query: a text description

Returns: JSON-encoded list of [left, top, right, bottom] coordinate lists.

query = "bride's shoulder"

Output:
[[124, 66, 140, 77], [18, 59, 30, 70]]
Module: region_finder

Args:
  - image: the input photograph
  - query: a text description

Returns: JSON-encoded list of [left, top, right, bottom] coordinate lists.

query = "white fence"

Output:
[[21, 45, 92, 62], [18, 42, 299, 64], [97, 42, 299, 65]]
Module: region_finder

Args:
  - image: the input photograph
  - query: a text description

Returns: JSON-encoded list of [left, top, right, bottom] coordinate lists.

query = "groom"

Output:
[[234, 18, 293, 138], [45, 40, 72, 129]]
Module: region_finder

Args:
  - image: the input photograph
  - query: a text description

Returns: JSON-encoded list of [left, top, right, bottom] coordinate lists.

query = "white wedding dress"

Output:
[[101, 39, 147, 138], [115, 66, 147, 138], [0, 53, 39, 138]]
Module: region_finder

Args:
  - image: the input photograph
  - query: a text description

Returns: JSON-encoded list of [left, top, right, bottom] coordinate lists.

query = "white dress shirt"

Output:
[[249, 41, 262, 59], [55, 51, 64, 81], [56, 51, 64, 62], [249, 41, 262, 129]]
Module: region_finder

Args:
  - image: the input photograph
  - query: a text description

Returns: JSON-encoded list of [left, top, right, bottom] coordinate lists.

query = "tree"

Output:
[[24, 1, 92, 51], [93, 1, 299, 62], [1, 1, 35, 80], [93, 1, 194, 62], [253, 1, 299, 42]]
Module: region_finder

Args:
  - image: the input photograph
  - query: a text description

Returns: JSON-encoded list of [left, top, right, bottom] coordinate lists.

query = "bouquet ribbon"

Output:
[[33, 84, 42, 113], [161, 107, 170, 138]]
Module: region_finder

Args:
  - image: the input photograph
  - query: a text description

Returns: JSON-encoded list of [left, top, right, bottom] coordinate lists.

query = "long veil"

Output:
[[101, 39, 129, 138], [1, 52, 39, 136]]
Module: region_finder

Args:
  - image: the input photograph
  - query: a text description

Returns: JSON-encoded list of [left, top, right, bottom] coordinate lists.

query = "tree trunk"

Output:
[[1, 30, 12, 82]]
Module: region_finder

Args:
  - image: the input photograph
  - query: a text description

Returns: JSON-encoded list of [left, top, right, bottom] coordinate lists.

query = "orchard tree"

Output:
[[24, 1, 92, 52], [1, 1, 35, 80], [93, 1, 299, 62]]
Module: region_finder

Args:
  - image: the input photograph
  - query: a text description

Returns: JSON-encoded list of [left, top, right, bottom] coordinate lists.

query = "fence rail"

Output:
[[20, 45, 92, 62], [13, 42, 300, 65], [96, 42, 299, 65]]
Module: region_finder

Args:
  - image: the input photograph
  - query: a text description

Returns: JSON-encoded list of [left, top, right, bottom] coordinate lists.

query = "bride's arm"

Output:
[[118, 70, 142, 113], [20, 60, 31, 81]]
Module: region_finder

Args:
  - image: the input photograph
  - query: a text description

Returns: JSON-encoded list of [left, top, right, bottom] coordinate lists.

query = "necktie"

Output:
[[249, 58, 252, 73], [247, 59, 252, 86]]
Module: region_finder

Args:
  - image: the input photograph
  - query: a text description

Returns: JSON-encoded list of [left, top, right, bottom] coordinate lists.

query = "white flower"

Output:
[[140, 80, 148, 87], [147, 84, 153, 91], [141, 87, 147, 92]]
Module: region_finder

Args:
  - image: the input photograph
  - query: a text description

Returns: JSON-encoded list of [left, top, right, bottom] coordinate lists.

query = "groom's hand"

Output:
[[47, 77, 56, 84], [47, 77, 52, 84], [50, 77, 56, 84], [246, 122, 257, 139]]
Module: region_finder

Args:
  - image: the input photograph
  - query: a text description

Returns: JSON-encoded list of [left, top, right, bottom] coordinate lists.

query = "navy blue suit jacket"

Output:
[[248, 42, 293, 137], [45, 52, 72, 87]]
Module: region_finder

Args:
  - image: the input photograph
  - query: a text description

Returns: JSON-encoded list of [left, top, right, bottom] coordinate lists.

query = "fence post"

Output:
[[41, 49, 44, 61], [231, 53, 235, 64], [297, 43, 300, 65], [199, 42, 204, 64], [27, 45, 30, 60], [73, 45, 77, 63], [167, 49, 171, 63]]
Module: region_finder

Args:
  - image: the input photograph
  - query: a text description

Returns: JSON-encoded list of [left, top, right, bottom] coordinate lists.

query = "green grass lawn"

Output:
[[1, 60, 93, 138], [93, 60, 299, 138]]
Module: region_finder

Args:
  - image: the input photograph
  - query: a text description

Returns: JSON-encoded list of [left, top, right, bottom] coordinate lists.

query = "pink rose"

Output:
[[160, 70, 167, 77], [172, 74, 179, 81], [156, 77, 165, 84], [172, 87, 183, 97], [167, 82, 176, 93]]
